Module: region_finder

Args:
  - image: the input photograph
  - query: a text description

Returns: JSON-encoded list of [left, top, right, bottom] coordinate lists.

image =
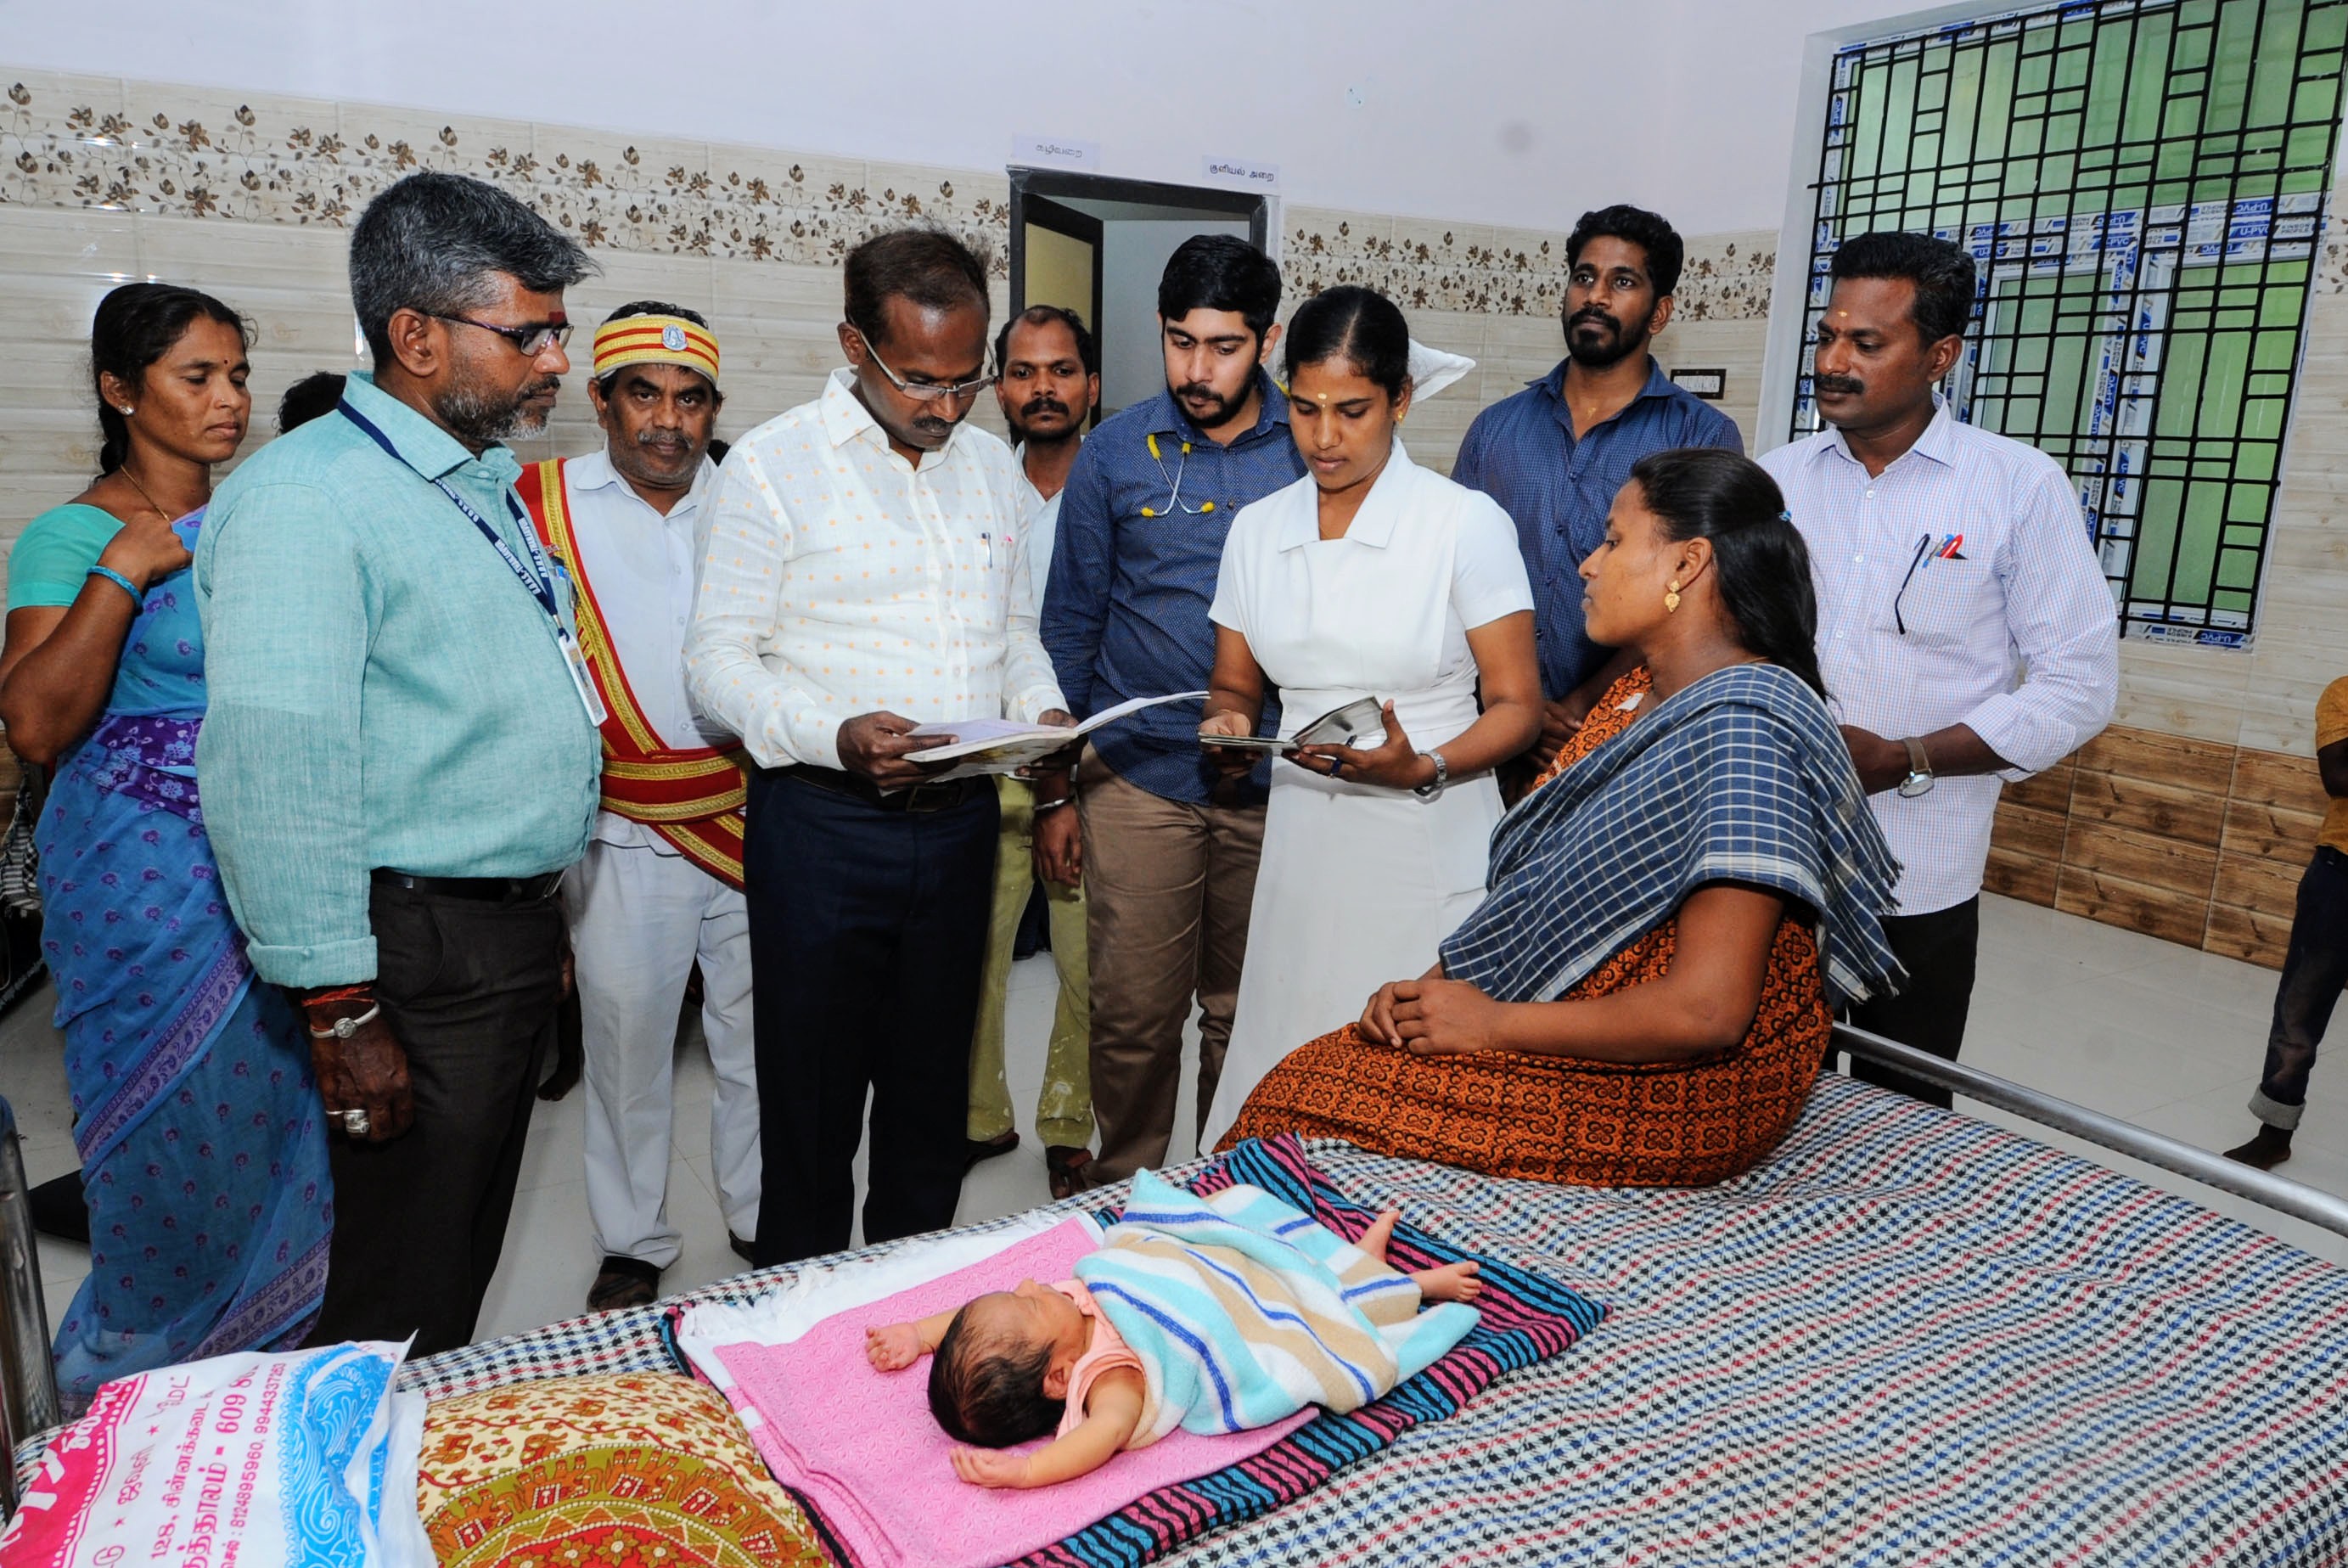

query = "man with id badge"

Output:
[[195, 171, 602, 1352], [1762, 231, 2116, 1105]]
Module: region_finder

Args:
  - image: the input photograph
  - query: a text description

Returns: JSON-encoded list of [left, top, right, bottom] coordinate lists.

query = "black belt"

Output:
[[779, 765, 981, 813], [371, 868, 564, 903]]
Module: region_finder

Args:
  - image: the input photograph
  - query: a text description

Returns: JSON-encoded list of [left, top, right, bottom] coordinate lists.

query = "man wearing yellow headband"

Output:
[[514, 300, 759, 1312]]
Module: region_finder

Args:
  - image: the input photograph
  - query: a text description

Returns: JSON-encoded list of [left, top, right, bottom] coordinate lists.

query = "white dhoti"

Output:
[[565, 837, 759, 1267]]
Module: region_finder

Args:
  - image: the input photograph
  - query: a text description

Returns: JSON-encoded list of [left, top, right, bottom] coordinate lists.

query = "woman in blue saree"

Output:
[[0, 284, 331, 1406]]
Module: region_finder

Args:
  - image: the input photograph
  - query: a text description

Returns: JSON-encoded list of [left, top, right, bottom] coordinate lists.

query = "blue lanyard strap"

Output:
[[336, 398, 560, 621]]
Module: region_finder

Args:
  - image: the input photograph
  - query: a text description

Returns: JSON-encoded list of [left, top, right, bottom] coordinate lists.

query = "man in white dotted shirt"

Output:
[[686, 229, 1074, 1264], [1762, 232, 2116, 1106]]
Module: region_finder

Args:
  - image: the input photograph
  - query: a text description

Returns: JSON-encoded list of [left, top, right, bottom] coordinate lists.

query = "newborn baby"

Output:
[[866, 1189, 1483, 1489]]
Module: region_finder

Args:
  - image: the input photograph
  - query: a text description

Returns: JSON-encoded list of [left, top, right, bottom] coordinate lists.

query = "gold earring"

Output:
[[1665, 580, 1682, 613]]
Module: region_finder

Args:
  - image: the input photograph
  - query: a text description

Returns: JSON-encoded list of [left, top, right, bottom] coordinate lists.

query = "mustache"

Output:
[[1175, 382, 1232, 407], [1570, 308, 1620, 332], [1812, 374, 1866, 396], [1019, 397, 1070, 419], [631, 426, 694, 450]]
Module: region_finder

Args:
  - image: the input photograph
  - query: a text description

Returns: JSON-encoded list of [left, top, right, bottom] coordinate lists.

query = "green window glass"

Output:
[[1796, 0, 2348, 643]]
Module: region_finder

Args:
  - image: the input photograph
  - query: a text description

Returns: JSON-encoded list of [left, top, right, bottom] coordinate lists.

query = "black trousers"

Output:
[[745, 771, 999, 1267], [309, 880, 565, 1353], [1840, 895, 1980, 1110]]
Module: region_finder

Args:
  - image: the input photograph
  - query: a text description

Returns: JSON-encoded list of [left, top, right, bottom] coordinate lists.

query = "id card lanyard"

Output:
[[338, 399, 607, 726]]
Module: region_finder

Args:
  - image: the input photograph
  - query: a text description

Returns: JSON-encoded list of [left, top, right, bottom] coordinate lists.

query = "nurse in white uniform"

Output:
[[1199, 286, 1542, 1147]]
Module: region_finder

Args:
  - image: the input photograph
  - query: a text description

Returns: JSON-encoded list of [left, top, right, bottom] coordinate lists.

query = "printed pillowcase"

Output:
[[415, 1372, 829, 1568]]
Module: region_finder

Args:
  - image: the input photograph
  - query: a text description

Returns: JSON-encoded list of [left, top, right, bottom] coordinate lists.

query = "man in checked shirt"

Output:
[[1762, 232, 2117, 1106]]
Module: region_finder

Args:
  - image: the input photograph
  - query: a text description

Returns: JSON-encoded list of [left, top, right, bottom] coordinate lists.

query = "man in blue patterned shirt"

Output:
[[1039, 235, 1303, 1183], [1453, 205, 1744, 770]]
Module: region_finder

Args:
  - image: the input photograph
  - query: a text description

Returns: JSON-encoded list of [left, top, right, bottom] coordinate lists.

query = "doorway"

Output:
[[1008, 171, 1270, 419]]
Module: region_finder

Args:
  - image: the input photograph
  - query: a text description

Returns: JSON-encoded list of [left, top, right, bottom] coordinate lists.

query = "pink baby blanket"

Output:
[[683, 1217, 1309, 1568]]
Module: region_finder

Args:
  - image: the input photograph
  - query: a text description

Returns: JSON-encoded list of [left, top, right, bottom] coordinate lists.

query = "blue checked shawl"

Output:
[[1439, 662, 1903, 1008]]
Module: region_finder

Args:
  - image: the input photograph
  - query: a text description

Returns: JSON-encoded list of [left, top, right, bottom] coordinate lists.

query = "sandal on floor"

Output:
[[586, 1255, 661, 1312], [966, 1130, 1020, 1170], [1046, 1146, 1093, 1201]]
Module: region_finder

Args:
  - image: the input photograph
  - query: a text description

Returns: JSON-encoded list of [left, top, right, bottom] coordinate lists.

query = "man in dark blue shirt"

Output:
[[1039, 235, 1303, 1184], [1454, 204, 1743, 766]]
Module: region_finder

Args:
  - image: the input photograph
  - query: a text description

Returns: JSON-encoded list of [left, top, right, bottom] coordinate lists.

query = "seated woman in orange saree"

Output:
[[1222, 448, 1904, 1187]]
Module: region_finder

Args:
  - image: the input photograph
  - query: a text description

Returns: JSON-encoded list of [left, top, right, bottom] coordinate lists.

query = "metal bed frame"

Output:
[[3, 1032, 2344, 1519]]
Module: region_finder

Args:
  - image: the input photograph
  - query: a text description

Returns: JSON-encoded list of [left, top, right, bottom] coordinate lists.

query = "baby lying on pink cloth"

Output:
[[865, 1199, 1481, 1491]]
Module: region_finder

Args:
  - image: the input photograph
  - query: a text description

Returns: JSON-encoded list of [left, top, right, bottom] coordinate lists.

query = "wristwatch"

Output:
[[1413, 750, 1449, 801], [1896, 737, 1935, 798]]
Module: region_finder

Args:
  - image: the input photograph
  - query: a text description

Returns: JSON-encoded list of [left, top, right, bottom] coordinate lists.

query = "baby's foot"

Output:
[[1358, 1209, 1400, 1264], [1411, 1261, 1482, 1304]]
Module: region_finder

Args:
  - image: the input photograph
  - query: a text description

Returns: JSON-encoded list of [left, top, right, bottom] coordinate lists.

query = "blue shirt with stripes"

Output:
[[1452, 356, 1743, 700], [1042, 373, 1305, 805]]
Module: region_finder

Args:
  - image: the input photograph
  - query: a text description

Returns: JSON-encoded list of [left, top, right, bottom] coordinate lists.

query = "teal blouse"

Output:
[[7, 503, 125, 613]]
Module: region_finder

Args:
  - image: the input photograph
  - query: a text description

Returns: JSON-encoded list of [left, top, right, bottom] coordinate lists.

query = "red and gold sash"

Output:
[[518, 458, 748, 890]]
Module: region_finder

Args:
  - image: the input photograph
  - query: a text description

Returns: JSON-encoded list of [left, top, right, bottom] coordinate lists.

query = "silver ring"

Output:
[[342, 1108, 371, 1135]]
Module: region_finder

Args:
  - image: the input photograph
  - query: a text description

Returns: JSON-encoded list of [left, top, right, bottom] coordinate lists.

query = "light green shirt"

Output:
[[194, 369, 600, 987]]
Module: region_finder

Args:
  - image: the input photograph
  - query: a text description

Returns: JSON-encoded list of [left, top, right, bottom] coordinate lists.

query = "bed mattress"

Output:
[[80, 1075, 2348, 1565]]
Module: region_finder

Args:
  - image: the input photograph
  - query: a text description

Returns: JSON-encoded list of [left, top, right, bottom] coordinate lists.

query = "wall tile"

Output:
[[1985, 845, 2059, 905], [2055, 863, 2216, 948], [2212, 851, 2308, 920], [2203, 902, 2292, 969], [2220, 799, 2327, 863]]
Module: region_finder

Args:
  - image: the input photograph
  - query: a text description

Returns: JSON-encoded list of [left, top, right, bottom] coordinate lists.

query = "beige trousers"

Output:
[[1077, 750, 1266, 1183], [967, 776, 1093, 1147]]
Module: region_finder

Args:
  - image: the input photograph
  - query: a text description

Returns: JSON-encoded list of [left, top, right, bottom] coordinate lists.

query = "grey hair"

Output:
[[349, 171, 595, 368]]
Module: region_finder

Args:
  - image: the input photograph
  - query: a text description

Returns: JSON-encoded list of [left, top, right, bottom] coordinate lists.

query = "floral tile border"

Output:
[[0, 73, 1012, 275], [2, 70, 1784, 318]]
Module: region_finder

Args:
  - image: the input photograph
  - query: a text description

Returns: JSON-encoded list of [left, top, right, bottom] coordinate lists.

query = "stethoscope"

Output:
[[1139, 432, 1218, 519]]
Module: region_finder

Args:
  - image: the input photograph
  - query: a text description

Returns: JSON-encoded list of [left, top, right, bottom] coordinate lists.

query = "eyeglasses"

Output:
[[434, 314, 574, 357], [848, 323, 995, 402]]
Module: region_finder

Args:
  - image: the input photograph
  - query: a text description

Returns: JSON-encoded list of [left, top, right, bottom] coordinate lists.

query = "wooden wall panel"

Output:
[[1987, 722, 2332, 973]]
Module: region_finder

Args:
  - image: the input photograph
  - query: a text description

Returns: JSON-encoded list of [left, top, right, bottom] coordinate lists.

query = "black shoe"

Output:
[[28, 1170, 89, 1245], [965, 1130, 1020, 1169], [586, 1255, 661, 1312], [729, 1232, 755, 1265], [2223, 1124, 2294, 1172]]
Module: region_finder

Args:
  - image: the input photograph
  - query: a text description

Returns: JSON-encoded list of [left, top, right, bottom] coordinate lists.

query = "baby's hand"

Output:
[[864, 1323, 924, 1372], [951, 1447, 1035, 1488]]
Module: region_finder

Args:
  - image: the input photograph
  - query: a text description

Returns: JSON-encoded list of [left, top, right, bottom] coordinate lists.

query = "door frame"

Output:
[[1006, 169, 1270, 321]]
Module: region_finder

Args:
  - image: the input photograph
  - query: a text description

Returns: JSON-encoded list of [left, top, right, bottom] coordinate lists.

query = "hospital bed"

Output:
[[16, 1027, 2348, 1562]]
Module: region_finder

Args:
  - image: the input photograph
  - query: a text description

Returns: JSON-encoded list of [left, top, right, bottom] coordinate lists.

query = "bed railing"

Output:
[[1835, 1022, 2348, 1243], [1, 1095, 61, 1518]]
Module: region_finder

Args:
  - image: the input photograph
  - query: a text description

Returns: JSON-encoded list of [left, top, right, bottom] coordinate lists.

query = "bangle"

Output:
[[307, 1002, 381, 1040], [87, 565, 143, 604], [1032, 795, 1074, 813]]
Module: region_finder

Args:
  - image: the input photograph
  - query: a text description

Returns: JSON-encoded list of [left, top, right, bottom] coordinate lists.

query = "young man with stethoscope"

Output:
[[1037, 234, 1305, 1188]]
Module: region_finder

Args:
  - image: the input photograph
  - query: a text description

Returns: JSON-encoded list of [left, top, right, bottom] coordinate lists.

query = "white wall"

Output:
[[1097, 216, 1253, 415], [2, 0, 1930, 237]]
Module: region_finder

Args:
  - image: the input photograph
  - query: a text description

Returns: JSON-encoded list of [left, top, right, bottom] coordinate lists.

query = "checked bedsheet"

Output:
[[390, 1074, 2348, 1565]]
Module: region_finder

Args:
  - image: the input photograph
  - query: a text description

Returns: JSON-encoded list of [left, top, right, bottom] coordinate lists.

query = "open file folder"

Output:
[[904, 690, 1210, 780]]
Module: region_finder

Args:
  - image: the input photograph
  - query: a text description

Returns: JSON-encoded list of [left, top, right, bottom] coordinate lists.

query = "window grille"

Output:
[[1794, 0, 2348, 645]]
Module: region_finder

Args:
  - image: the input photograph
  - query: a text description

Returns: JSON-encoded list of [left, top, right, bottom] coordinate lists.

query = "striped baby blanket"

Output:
[[1074, 1169, 1481, 1446]]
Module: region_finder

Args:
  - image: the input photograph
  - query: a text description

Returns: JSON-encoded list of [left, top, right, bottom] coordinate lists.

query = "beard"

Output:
[[1172, 379, 1249, 427], [1564, 307, 1648, 370], [435, 368, 560, 447]]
